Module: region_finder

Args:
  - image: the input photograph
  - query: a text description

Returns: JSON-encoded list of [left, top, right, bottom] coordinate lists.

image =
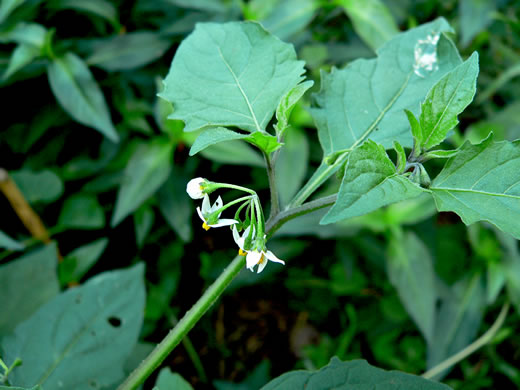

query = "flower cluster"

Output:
[[186, 177, 284, 273]]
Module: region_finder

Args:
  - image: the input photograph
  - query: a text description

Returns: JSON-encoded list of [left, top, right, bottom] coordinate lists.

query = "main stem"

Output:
[[264, 152, 280, 218], [118, 255, 245, 390]]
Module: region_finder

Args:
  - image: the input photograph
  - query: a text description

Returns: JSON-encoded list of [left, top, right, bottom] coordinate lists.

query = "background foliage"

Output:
[[1, 0, 520, 389]]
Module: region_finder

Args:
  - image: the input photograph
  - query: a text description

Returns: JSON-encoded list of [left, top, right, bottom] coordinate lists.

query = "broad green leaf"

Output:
[[190, 127, 249, 156], [387, 230, 436, 344], [2, 263, 145, 389], [3, 43, 41, 80], [199, 140, 265, 167], [274, 80, 314, 134], [427, 275, 485, 378], [58, 238, 108, 284], [153, 368, 194, 390], [275, 127, 308, 206], [321, 141, 425, 224], [50, 0, 119, 27], [87, 32, 171, 71], [459, 0, 496, 47], [57, 194, 105, 230], [134, 205, 155, 248], [262, 357, 452, 389], [111, 139, 173, 227], [0, 230, 24, 250], [260, 0, 317, 41], [0, 23, 46, 47], [419, 52, 479, 151], [339, 0, 399, 51], [0, 244, 59, 336], [157, 170, 192, 242], [430, 136, 520, 239], [310, 18, 461, 156], [47, 52, 118, 142], [0, 0, 25, 24], [160, 21, 306, 133], [11, 169, 63, 204], [246, 131, 282, 153]]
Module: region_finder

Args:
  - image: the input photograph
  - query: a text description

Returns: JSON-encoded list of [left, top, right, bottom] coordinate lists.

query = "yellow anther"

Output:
[[238, 249, 247, 256], [202, 222, 210, 231], [257, 254, 265, 265]]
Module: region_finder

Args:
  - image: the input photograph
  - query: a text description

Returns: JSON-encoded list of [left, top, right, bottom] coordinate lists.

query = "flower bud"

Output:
[[186, 177, 207, 199]]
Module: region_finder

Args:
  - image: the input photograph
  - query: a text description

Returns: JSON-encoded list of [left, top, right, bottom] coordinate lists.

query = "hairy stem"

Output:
[[422, 301, 510, 380]]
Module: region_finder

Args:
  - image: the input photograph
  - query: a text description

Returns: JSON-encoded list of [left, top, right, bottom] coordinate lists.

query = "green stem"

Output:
[[213, 183, 256, 195], [264, 152, 280, 218], [117, 255, 246, 390], [422, 301, 510, 380], [212, 195, 253, 216]]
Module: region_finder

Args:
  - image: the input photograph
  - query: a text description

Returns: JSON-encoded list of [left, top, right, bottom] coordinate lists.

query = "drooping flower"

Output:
[[196, 194, 237, 231], [186, 177, 208, 199], [232, 225, 284, 273]]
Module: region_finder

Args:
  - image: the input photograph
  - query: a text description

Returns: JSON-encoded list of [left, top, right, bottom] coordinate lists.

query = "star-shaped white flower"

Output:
[[197, 194, 237, 231], [186, 177, 207, 199], [232, 225, 284, 273]]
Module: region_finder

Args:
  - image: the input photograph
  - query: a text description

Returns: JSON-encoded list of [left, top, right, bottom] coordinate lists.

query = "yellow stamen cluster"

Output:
[[238, 249, 247, 256], [202, 222, 210, 231], [257, 254, 265, 265]]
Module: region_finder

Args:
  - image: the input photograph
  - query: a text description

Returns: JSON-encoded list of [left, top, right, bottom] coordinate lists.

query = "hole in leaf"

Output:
[[107, 316, 122, 327]]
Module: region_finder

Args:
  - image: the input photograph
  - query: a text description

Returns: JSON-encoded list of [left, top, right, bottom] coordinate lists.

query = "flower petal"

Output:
[[196, 207, 206, 222], [265, 250, 285, 264], [186, 177, 205, 199], [257, 259, 268, 273], [210, 219, 238, 228], [201, 194, 211, 213], [214, 196, 223, 210], [246, 251, 262, 269]]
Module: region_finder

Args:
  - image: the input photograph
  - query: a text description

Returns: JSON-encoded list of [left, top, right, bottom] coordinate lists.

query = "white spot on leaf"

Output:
[[413, 33, 440, 78]]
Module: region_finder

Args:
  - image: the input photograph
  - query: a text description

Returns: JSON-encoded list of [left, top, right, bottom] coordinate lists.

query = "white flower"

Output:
[[232, 225, 284, 273], [196, 194, 237, 231], [187, 177, 207, 199]]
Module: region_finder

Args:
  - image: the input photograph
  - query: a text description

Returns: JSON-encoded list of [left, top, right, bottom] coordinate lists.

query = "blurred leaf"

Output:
[[57, 194, 105, 230], [153, 368, 194, 390], [339, 0, 399, 51], [0, 230, 24, 250], [0, 243, 59, 336], [160, 21, 306, 132], [430, 136, 520, 239], [495, 229, 520, 314], [87, 31, 171, 71], [157, 169, 192, 242], [11, 169, 63, 204], [0, 0, 25, 24], [47, 52, 119, 142], [58, 238, 108, 284], [459, 0, 496, 47], [427, 275, 486, 379], [0, 22, 46, 47], [3, 43, 41, 80], [310, 18, 461, 156], [134, 205, 155, 248], [262, 357, 452, 389], [476, 62, 520, 105], [214, 360, 270, 390], [465, 101, 520, 143], [50, 0, 119, 27], [199, 140, 265, 167], [260, 0, 317, 41], [321, 141, 425, 224], [165, 0, 230, 13], [387, 230, 436, 343], [2, 263, 145, 389], [275, 127, 308, 206], [417, 52, 479, 151], [111, 139, 173, 227]]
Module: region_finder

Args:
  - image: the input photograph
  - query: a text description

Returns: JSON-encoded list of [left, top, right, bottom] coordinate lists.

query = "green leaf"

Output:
[[50, 0, 119, 27], [0, 230, 24, 250], [430, 135, 520, 239], [393, 141, 406, 173], [0, 0, 25, 24], [153, 368, 194, 390], [245, 131, 282, 153], [262, 357, 452, 389], [57, 194, 105, 230], [387, 230, 436, 344], [58, 238, 108, 284], [134, 205, 155, 248], [260, 0, 317, 41], [339, 0, 399, 51], [199, 140, 265, 167], [3, 43, 41, 80], [190, 127, 249, 156], [321, 141, 425, 224], [427, 275, 485, 378], [47, 52, 119, 142], [166, 0, 230, 13], [459, 0, 496, 47], [111, 139, 173, 227], [11, 169, 63, 204], [0, 23, 46, 47], [405, 108, 422, 148], [310, 18, 461, 157], [157, 169, 192, 242], [0, 244, 59, 336], [495, 229, 520, 314], [274, 80, 313, 134], [215, 360, 270, 390], [419, 52, 479, 151], [0, 386, 42, 390], [87, 31, 171, 71], [160, 21, 306, 133], [422, 149, 459, 160], [2, 263, 145, 389]]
